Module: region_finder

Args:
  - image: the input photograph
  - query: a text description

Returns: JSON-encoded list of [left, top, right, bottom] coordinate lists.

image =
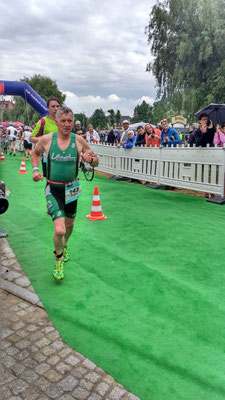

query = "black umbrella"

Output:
[[194, 103, 225, 126]]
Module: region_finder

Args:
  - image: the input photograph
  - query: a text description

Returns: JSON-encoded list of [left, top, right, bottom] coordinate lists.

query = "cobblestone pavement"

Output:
[[0, 238, 140, 400]]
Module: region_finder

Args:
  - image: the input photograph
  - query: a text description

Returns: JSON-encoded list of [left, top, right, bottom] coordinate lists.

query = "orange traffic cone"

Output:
[[86, 186, 107, 221], [0, 150, 5, 161], [18, 157, 28, 174]]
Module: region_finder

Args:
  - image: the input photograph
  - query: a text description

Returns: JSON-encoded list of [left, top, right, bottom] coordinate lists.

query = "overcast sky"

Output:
[[1, 0, 157, 117]]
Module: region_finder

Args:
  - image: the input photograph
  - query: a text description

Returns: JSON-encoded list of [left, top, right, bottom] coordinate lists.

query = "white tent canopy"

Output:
[[129, 122, 156, 131]]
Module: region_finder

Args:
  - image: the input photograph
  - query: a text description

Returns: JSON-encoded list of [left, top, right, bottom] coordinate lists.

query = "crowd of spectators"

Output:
[[102, 115, 225, 150], [115, 118, 182, 150], [2, 113, 225, 158]]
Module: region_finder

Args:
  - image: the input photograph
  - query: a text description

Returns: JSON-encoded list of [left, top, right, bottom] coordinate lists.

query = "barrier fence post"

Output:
[[157, 146, 162, 185]]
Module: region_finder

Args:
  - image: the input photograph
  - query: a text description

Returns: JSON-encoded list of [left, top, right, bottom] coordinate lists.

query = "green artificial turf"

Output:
[[1, 153, 225, 400]]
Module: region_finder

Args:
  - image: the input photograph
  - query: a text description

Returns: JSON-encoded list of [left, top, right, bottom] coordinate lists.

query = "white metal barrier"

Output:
[[90, 144, 225, 197]]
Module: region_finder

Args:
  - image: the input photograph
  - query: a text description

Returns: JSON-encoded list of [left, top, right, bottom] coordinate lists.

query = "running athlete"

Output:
[[31, 107, 98, 280], [30, 96, 60, 175], [7, 124, 18, 156], [30, 96, 60, 143], [21, 126, 32, 160]]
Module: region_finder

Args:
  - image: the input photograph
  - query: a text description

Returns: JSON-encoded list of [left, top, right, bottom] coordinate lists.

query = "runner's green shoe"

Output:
[[63, 246, 70, 262], [53, 259, 64, 280]]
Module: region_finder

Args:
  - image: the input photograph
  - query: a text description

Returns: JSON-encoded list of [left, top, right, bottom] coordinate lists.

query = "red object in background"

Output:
[[13, 122, 24, 126], [0, 83, 4, 95]]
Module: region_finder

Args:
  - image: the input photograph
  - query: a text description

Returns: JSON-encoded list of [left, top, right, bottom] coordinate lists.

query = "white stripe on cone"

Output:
[[91, 205, 102, 212]]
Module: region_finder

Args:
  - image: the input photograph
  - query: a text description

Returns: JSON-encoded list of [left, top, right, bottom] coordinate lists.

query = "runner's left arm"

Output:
[[77, 136, 99, 167]]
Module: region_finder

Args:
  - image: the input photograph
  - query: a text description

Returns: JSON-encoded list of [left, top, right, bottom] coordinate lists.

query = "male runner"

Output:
[[31, 107, 98, 280], [30, 96, 60, 143], [30, 96, 60, 176], [7, 123, 18, 156]]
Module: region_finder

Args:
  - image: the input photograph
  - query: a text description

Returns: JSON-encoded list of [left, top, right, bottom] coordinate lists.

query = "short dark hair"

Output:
[[222, 122, 225, 128], [137, 125, 144, 130], [198, 113, 208, 120], [47, 96, 60, 107]]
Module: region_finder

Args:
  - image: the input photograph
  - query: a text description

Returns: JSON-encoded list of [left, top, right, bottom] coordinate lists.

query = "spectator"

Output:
[[73, 120, 86, 138], [120, 120, 130, 145], [213, 123, 225, 147], [185, 134, 190, 145], [107, 130, 116, 145], [122, 130, 137, 149], [189, 114, 215, 147], [99, 130, 106, 143], [160, 119, 181, 147], [86, 124, 100, 144], [187, 125, 195, 146], [135, 125, 146, 147], [178, 131, 183, 142], [145, 123, 161, 147], [115, 130, 121, 145]]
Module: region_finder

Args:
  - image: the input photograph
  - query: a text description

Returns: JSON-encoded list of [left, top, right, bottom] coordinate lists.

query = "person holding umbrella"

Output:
[[189, 113, 216, 147]]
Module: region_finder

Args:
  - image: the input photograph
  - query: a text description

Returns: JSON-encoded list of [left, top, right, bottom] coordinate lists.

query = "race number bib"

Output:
[[65, 180, 81, 204]]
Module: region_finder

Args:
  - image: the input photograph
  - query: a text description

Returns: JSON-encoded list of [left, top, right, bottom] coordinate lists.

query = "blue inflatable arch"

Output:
[[0, 80, 48, 117]]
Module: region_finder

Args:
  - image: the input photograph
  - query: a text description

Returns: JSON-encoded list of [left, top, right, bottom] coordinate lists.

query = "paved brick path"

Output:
[[0, 238, 140, 400]]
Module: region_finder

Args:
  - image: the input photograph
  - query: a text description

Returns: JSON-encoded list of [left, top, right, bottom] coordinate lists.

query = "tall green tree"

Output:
[[3, 74, 65, 125], [115, 110, 122, 126], [146, 0, 225, 119], [89, 109, 108, 130], [107, 109, 116, 128], [151, 97, 169, 125], [132, 101, 153, 123]]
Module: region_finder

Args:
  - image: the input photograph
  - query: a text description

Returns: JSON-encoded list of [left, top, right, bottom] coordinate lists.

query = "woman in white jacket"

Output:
[[86, 124, 100, 144]]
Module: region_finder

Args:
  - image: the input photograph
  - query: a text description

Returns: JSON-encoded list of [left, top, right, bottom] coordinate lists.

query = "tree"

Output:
[[151, 97, 169, 125], [89, 109, 108, 130], [3, 74, 66, 125], [115, 110, 122, 126], [146, 0, 225, 119], [132, 101, 153, 123], [107, 109, 116, 128]]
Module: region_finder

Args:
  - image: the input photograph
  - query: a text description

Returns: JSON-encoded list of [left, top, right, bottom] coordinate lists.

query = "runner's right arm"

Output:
[[31, 135, 49, 181]]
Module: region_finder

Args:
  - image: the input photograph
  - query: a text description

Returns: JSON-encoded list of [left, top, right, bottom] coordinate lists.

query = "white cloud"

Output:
[[0, 0, 157, 118], [136, 96, 155, 106], [108, 94, 121, 102]]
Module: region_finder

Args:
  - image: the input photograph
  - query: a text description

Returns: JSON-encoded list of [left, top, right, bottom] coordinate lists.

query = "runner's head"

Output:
[[47, 96, 60, 118], [55, 107, 74, 136]]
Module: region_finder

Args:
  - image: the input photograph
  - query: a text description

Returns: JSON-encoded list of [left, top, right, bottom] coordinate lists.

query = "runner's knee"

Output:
[[54, 225, 66, 236]]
